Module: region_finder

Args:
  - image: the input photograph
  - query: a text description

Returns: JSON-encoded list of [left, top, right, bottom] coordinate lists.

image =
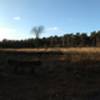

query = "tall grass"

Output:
[[0, 48, 100, 99], [0, 47, 100, 52], [0, 47, 100, 62]]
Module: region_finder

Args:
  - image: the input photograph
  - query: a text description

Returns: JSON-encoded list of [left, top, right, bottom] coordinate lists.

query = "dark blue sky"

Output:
[[0, 0, 100, 40]]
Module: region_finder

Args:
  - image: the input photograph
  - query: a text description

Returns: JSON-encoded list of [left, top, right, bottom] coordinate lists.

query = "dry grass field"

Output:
[[1, 47, 100, 53], [0, 48, 100, 100], [0, 47, 100, 62]]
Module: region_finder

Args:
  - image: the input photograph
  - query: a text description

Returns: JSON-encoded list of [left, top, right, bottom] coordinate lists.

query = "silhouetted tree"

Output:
[[90, 31, 97, 46], [1, 29, 100, 48], [80, 33, 88, 46], [96, 31, 100, 46], [31, 26, 44, 47]]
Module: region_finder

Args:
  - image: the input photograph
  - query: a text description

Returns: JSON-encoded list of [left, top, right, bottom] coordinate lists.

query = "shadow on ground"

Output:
[[0, 51, 100, 100]]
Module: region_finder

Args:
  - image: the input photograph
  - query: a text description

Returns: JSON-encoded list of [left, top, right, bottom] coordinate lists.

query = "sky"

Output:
[[0, 0, 100, 40]]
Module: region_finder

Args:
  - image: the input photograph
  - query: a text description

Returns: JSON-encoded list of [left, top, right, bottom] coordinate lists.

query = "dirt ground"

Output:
[[0, 49, 100, 100]]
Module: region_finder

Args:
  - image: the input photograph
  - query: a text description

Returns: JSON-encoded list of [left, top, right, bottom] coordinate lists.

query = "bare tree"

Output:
[[31, 26, 44, 47], [31, 26, 44, 39]]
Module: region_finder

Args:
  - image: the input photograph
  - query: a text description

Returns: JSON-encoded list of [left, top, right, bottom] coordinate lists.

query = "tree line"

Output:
[[0, 26, 100, 48], [0, 30, 100, 48]]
